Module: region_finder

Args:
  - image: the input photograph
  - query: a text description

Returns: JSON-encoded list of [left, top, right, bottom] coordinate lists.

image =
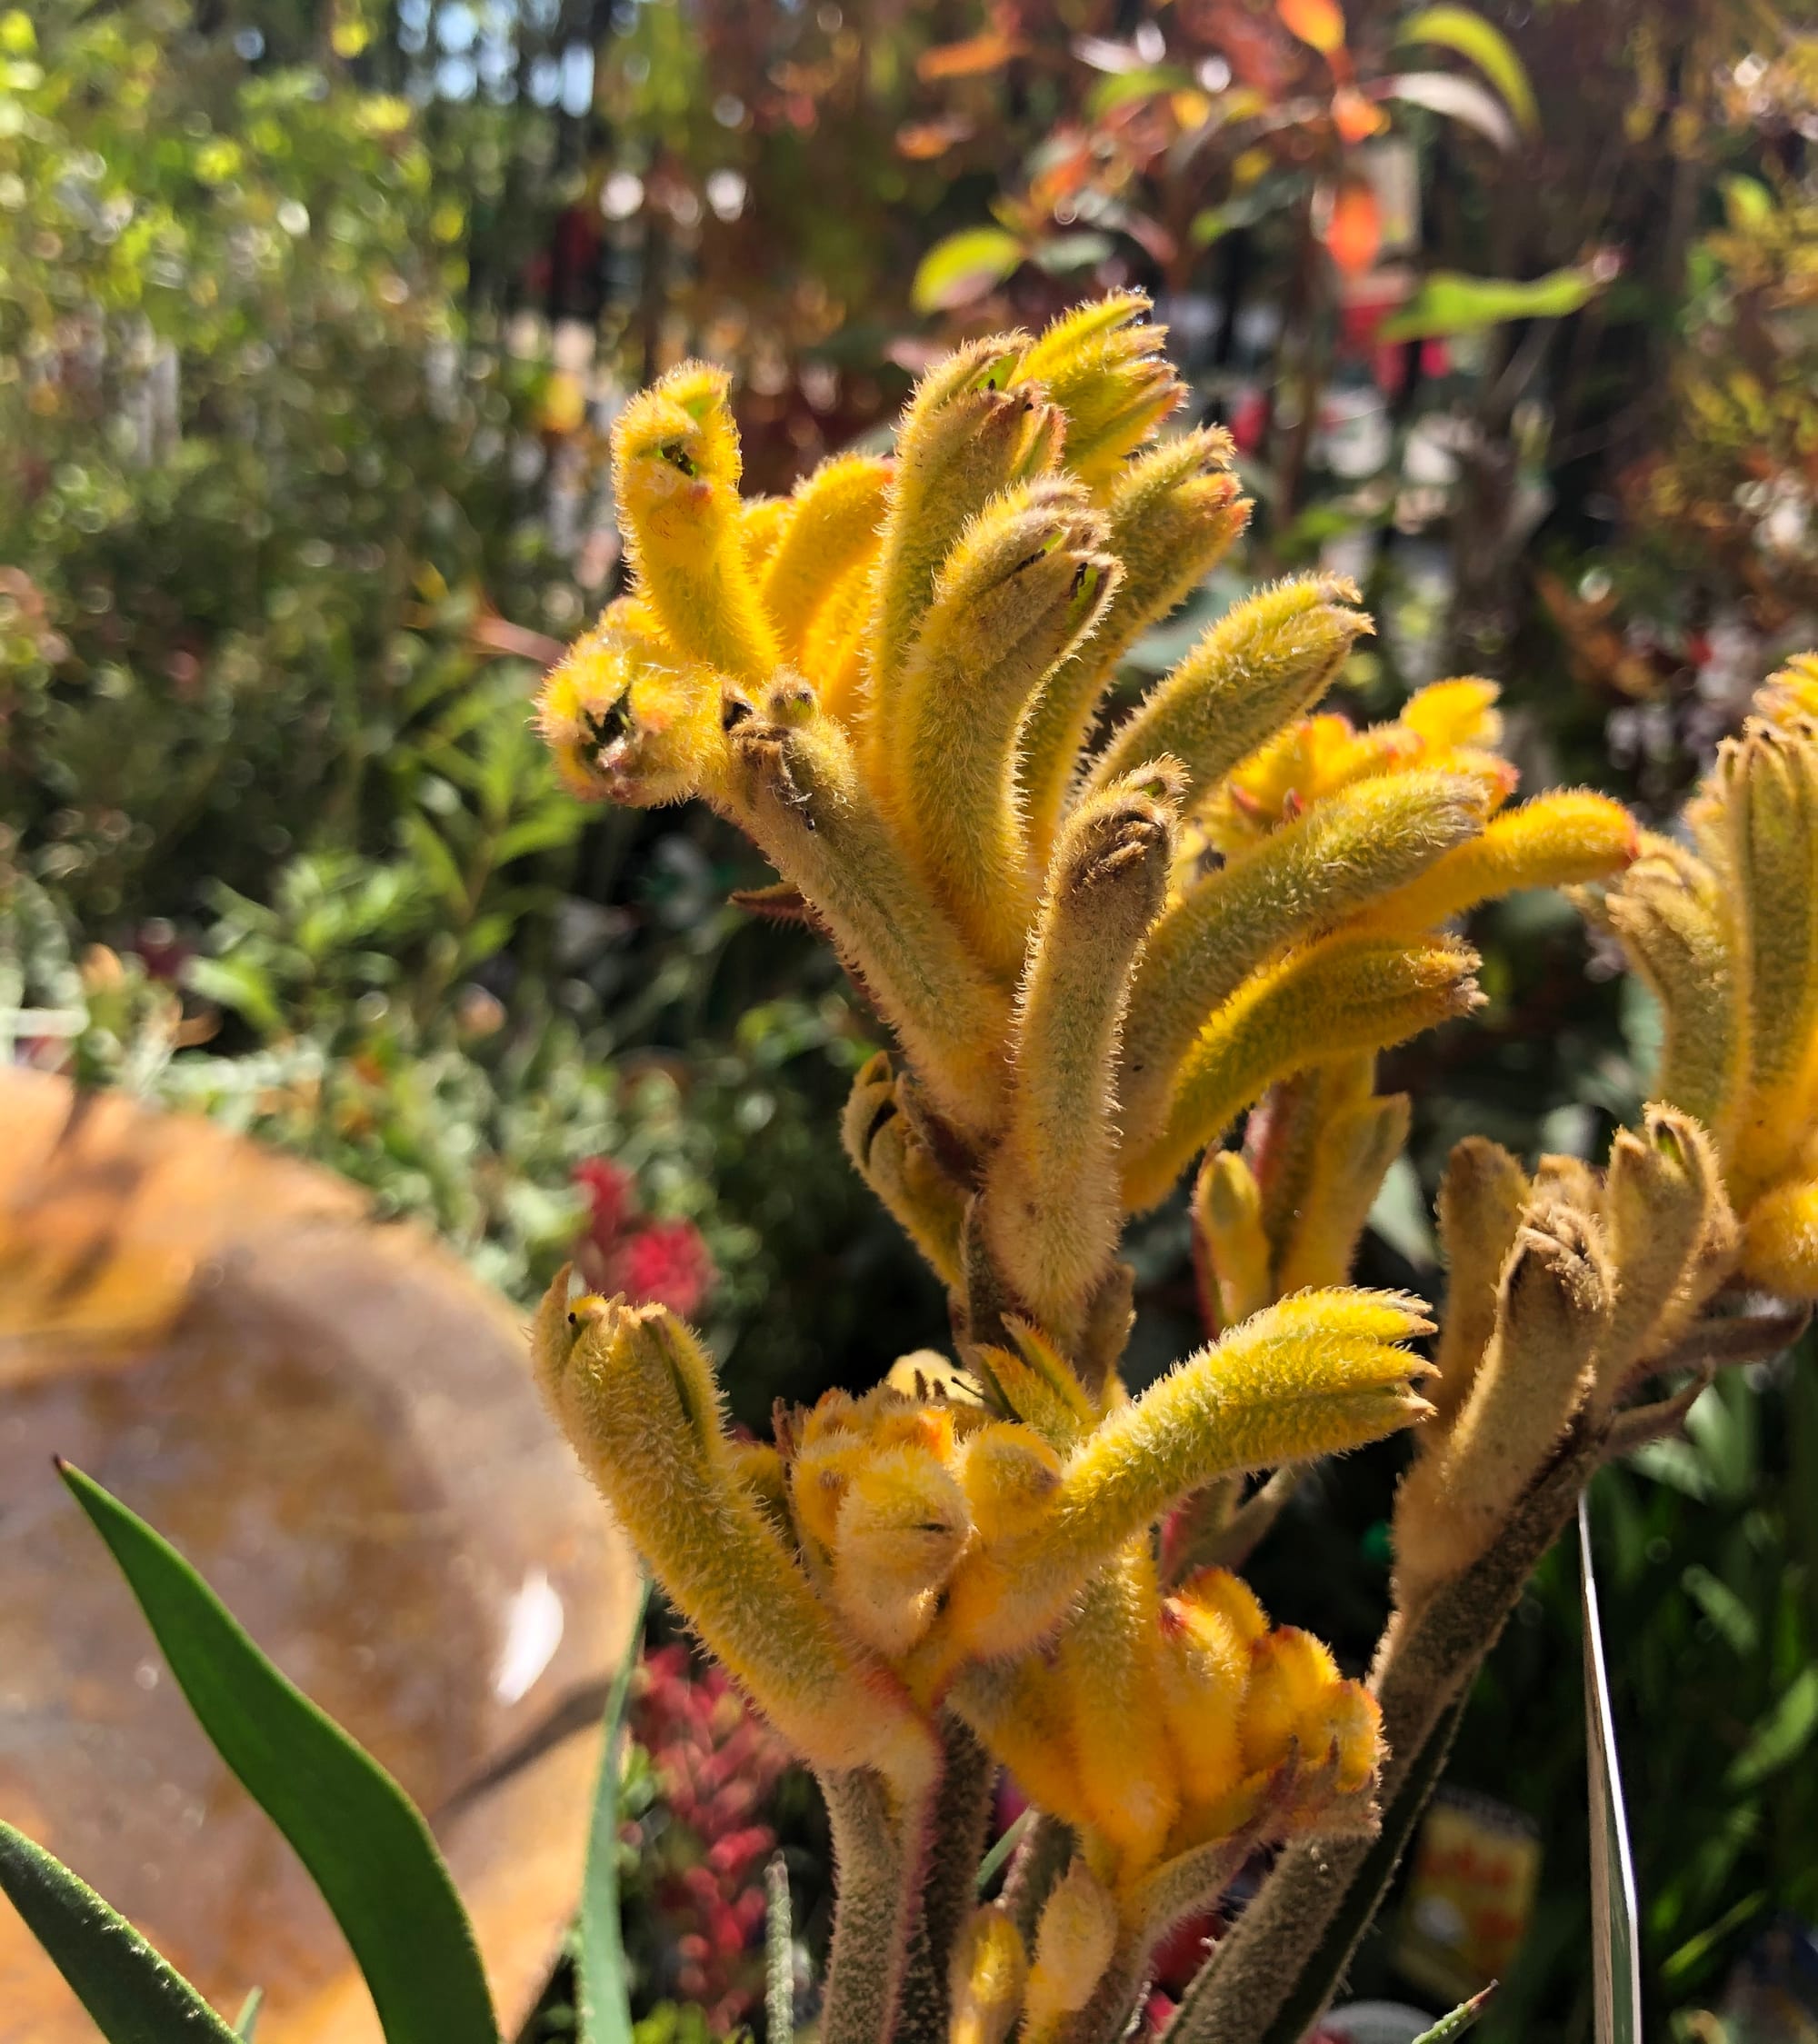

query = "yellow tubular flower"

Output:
[[537, 602, 724, 808], [829, 1441, 973, 1659], [1123, 932, 1483, 1214], [1590, 1107, 1735, 1412], [723, 683, 1010, 1136], [866, 338, 1062, 747], [739, 494, 794, 571], [840, 1052, 967, 1291], [940, 1291, 1433, 1660], [1058, 1550, 1180, 1879], [1589, 833, 1750, 1150], [1024, 1860, 1119, 2043], [1156, 1586, 1251, 1816], [949, 1906, 1028, 2044], [1020, 427, 1249, 866], [759, 453, 894, 663], [1353, 790, 1639, 939], [611, 363, 778, 682], [1424, 1137, 1531, 1435], [1742, 1178, 1818, 1298], [1272, 1088, 1412, 1296], [1719, 723, 1818, 1197], [532, 1280, 938, 1802], [1013, 292, 1186, 492], [1760, 654, 1818, 729], [1394, 1206, 1610, 1610], [984, 767, 1181, 1346], [1119, 770, 1488, 1149], [1085, 574, 1370, 811], [884, 479, 1120, 972], [1192, 1150, 1273, 1331]]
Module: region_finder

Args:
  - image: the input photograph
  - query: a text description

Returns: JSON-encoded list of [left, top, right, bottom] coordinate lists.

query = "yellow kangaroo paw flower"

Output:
[[841, 1052, 969, 1291], [1156, 1585, 1251, 1815], [760, 453, 894, 662], [887, 480, 1120, 972], [537, 603, 725, 807], [1588, 834, 1751, 1154], [611, 362, 779, 682], [983, 766, 1181, 1344], [1122, 933, 1482, 1214], [948, 1906, 1027, 2044], [1591, 1106, 1736, 1411], [809, 562, 881, 729], [1353, 789, 1639, 938], [724, 683, 1009, 1137], [946, 1656, 1091, 1839], [867, 338, 1062, 742], [973, 1317, 1103, 1449], [944, 1292, 1433, 1659], [1425, 1136, 1531, 1435], [1741, 1177, 1818, 1299], [1023, 1860, 1119, 2044], [955, 1421, 1064, 1543], [830, 1441, 974, 1659], [1399, 677, 1503, 753], [1191, 1150, 1273, 1332], [1273, 1089, 1412, 1296], [1393, 1205, 1610, 1610], [532, 1278, 938, 1800], [1238, 1628, 1383, 1804], [1084, 573, 1369, 812], [740, 494, 794, 571], [1718, 723, 1818, 1196], [1120, 770, 1486, 1150], [1019, 429, 1248, 866], [1014, 291, 1186, 490], [1057, 1547, 1179, 1879]]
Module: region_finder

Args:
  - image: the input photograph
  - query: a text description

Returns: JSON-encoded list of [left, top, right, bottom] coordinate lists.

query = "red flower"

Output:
[[573, 1156, 635, 1250], [612, 1218, 716, 1319]]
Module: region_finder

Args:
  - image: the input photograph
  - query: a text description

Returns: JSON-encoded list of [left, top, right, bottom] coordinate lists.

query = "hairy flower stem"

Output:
[[821, 1769, 938, 2044], [1165, 1433, 1602, 2044]]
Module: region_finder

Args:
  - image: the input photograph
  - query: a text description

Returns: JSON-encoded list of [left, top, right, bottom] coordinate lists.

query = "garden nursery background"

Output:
[[4, 2, 1818, 2041]]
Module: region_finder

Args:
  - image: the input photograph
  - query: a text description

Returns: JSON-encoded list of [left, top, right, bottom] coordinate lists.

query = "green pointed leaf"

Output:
[[56, 1463, 497, 2044], [0, 1818, 241, 2044], [235, 1988, 265, 2039], [578, 1577, 651, 2044], [1379, 266, 1602, 342], [910, 227, 1025, 314], [1395, 5, 1538, 135]]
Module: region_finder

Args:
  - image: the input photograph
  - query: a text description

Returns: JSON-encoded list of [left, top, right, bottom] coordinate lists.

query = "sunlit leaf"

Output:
[[1411, 1984, 1496, 2042], [1379, 70, 1516, 152], [1395, 5, 1539, 135], [0, 1819, 241, 2044], [910, 226, 1025, 314], [915, 32, 1026, 82], [1277, 0, 1345, 57], [1323, 180, 1382, 276], [56, 1463, 498, 2044], [1379, 265, 1603, 340], [576, 1578, 650, 2044], [1725, 1665, 1818, 1791]]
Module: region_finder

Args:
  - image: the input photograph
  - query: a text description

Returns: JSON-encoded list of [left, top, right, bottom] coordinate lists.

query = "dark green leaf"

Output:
[[0, 1818, 241, 2044], [57, 1463, 497, 2044], [578, 1577, 651, 2044]]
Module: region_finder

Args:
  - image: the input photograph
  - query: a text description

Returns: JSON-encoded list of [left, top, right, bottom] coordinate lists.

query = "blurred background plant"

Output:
[[5, 0, 1818, 2038]]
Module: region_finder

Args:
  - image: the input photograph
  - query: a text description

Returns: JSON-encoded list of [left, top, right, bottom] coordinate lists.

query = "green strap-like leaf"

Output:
[[0, 1818, 242, 2044], [1395, 5, 1539, 135], [577, 1576, 651, 2044], [57, 1462, 497, 2044]]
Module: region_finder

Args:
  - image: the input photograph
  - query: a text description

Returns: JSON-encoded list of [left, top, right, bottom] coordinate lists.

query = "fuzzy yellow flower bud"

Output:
[[840, 1052, 967, 1291], [884, 477, 1120, 971], [758, 452, 894, 663], [1395, 1206, 1610, 1610], [949, 1906, 1028, 2044], [830, 1441, 973, 1659], [1425, 1136, 1531, 1435], [1192, 1150, 1273, 1331], [1273, 1089, 1413, 1296], [1121, 770, 1486, 1153], [532, 1278, 938, 1800], [1124, 932, 1482, 1213], [1086, 573, 1369, 811], [1024, 1860, 1119, 2039], [1740, 1177, 1818, 1299], [1157, 1587, 1250, 1812], [1014, 291, 1186, 489], [1021, 427, 1249, 863], [984, 766, 1180, 1343], [537, 603, 723, 807], [611, 362, 778, 682]]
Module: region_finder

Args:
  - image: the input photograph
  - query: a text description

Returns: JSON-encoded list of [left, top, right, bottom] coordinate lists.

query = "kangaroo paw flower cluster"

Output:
[[528, 299, 1774, 2044]]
